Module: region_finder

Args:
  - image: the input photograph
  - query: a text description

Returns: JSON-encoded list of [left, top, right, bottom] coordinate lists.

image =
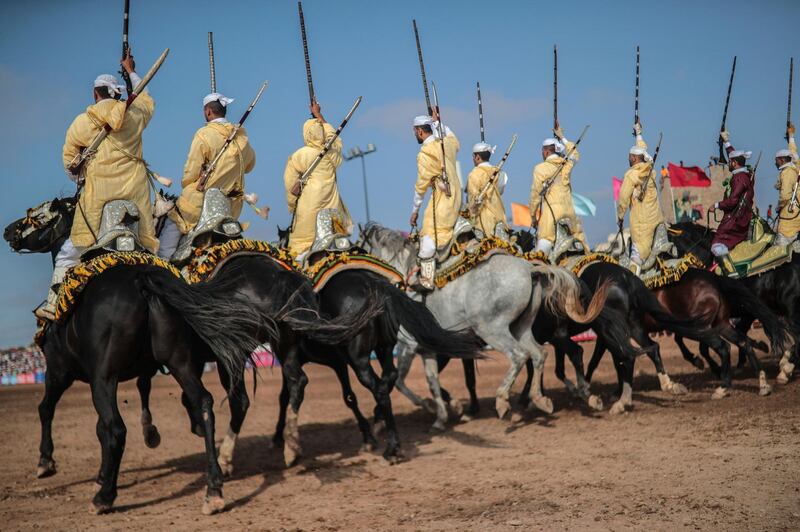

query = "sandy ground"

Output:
[[0, 334, 798, 531]]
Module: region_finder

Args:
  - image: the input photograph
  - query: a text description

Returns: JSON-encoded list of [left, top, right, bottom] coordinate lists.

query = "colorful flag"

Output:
[[667, 163, 711, 187], [572, 192, 597, 217], [612, 176, 623, 202], [510, 202, 532, 227]]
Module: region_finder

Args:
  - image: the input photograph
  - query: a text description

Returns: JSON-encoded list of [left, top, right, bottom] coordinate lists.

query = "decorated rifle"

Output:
[[298, 1, 315, 107], [477, 81, 485, 142], [635, 132, 663, 202], [634, 45, 640, 133], [466, 134, 517, 217], [718, 56, 737, 164], [67, 48, 169, 176], [787, 57, 794, 141], [540, 125, 590, 195], [196, 80, 268, 191], [119, 0, 133, 95], [553, 45, 558, 130], [208, 31, 216, 93], [289, 96, 363, 230], [431, 82, 451, 198], [412, 19, 433, 115]]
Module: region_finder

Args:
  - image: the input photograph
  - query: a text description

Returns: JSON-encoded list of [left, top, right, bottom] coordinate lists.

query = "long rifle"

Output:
[[431, 82, 451, 199], [553, 45, 558, 130], [467, 134, 517, 217], [477, 81, 485, 142], [636, 132, 663, 201], [719, 56, 737, 164], [289, 96, 364, 230], [197, 81, 268, 191], [208, 31, 216, 93], [412, 19, 432, 115], [68, 48, 169, 176], [634, 45, 640, 132], [787, 57, 794, 141], [540, 125, 590, 195], [298, 1, 315, 106], [120, 0, 133, 95]]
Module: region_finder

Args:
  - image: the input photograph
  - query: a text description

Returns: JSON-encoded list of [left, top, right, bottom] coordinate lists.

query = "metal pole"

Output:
[[360, 155, 371, 222]]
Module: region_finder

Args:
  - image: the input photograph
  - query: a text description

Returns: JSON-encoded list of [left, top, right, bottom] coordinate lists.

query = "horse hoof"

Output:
[[460, 414, 474, 422], [284, 446, 301, 468], [143, 425, 161, 449], [360, 442, 375, 453], [430, 420, 446, 432], [670, 383, 688, 396], [36, 459, 57, 479], [776, 371, 790, 385], [692, 358, 706, 370], [587, 394, 604, 411], [384, 450, 404, 465], [202, 495, 225, 516], [90, 494, 114, 515], [711, 387, 730, 400], [218, 459, 233, 477], [422, 398, 438, 415], [372, 420, 386, 437], [269, 435, 284, 450], [609, 401, 626, 415], [510, 412, 524, 424], [759, 384, 773, 397], [531, 396, 554, 415], [495, 397, 510, 420]]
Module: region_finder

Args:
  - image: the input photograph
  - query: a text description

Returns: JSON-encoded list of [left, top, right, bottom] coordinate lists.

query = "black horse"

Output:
[[668, 221, 799, 382]]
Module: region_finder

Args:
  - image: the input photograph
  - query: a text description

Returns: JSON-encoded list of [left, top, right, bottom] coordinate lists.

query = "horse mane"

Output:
[[363, 223, 414, 255]]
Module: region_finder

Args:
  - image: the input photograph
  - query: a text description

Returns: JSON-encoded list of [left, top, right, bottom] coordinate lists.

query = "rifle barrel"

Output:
[[298, 1, 315, 105], [788, 57, 794, 131], [208, 31, 216, 93], [553, 45, 558, 129], [477, 81, 485, 142], [413, 19, 432, 114], [120, 0, 133, 95], [634, 45, 640, 128]]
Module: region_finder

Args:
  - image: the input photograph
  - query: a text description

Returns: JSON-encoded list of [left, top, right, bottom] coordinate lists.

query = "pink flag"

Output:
[[612, 177, 623, 202]]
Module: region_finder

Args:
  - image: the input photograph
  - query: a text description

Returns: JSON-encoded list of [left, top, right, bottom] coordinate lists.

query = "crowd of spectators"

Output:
[[1, 344, 46, 385]]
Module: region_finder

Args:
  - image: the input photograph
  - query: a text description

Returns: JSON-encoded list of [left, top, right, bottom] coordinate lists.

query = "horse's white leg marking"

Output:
[[777, 352, 794, 385], [422, 355, 448, 431], [395, 342, 426, 408], [609, 382, 633, 415], [217, 427, 237, 476], [658, 372, 688, 395], [758, 370, 773, 396]]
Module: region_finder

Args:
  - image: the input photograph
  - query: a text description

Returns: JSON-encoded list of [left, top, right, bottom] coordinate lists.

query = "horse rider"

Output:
[[711, 130, 755, 271], [773, 123, 800, 246], [158, 92, 256, 259], [529, 122, 587, 254], [466, 141, 509, 239], [616, 120, 663, 275], [408, 109, 461, 291], [284, 101, 352, 262], [36, 52, 154, 320]]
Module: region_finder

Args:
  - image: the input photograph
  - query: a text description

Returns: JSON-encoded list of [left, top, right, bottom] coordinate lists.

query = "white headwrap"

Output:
[[776, 148, 795, 159], [93, 74, 125, 97], [629, 145, 653, 162], [472, 142, 496, 154], [542, 137, 566, 154], [413, 115, 433, 127], [203, 93, 234, 107], [729, 149, 752, 160]]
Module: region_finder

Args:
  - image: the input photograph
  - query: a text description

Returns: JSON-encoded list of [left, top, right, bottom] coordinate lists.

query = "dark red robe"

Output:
[[712, 145, 754, 249]]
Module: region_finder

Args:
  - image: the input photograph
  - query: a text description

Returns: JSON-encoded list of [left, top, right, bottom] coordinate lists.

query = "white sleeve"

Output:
[[496, 171, 508, 195], [723, 141, 732, 149], [128, 71, 144, 93], [412, 191, 424, 213], [431, 120, 453, 139]]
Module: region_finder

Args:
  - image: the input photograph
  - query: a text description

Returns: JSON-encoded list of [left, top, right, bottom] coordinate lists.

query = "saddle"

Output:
[[614, 223, 678, 274], [718, 217, 793, 278], [81, 200, 145, 260], [171, 188, 243, 263], [303, 208, 353, 267], [549, 217, 585, 265]]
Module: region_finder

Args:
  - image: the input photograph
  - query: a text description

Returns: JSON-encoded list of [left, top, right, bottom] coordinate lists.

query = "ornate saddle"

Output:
[[614, 223, 678, 273], [172, 188, 243, 263], [719, 217, 793, 278], [549, 217, 586, 265], [81, 200, 145, 259], [304, 208, 353, 267]]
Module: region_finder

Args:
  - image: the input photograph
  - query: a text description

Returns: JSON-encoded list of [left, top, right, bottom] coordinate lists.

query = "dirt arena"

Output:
[[1, 335, 798, 531]]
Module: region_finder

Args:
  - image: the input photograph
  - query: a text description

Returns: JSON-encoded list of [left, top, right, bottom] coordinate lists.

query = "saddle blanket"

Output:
[[182, 239, 298, 284], [304, 249, 405, 292]]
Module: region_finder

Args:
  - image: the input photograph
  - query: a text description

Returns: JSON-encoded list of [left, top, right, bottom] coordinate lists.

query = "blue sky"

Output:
[[1, 0, 799, 346]]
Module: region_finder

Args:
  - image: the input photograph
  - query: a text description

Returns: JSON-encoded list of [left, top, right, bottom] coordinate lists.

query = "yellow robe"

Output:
[[529, 141, 585, 244], [776, 138, 800, 239], [169, 122, 256, 234], [284, 118, 352, 257], [617, 138, 663, 260], [63, 92, 157, 251], [416, 132, 461, 247], [467, 163, 507, 236]]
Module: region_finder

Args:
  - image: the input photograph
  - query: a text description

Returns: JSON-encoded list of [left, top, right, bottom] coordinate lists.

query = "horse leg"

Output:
[[394, 341, 430, 412], [699, 342, 721, 376], [88, 378, 125, 514], [37, 369, 74, 479], [585, 337, 607, 383], [421, 353, 449, 431], [462, 358, 480, 417], [555, 338, 603, 411], [722, 327, 772, 397], [517, 358, 534, 409], [331, 359, 377, 452], [635, 329, 687, 396], [674, 334, 705, 370], [216, 364, 250, 476], [281, 352, 309, 468], [709, 336, 733, 399], [374, 345, 402, 462], [272, 372, 289, 449], [136, 375, 161, 449], [609, 355, 634, 415], [436, 354, 463, 418]]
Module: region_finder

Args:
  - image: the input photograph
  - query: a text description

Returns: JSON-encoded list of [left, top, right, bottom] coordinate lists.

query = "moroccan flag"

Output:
[[668, 163, 711, 187], [510, 202, 533, 227], [612, 177, 623, 202]]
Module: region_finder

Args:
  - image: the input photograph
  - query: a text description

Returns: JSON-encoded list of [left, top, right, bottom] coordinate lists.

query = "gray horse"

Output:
[[358, 224, 609, 430]]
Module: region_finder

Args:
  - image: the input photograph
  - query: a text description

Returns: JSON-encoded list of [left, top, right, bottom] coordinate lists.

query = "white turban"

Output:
[[542, 137, 566, 154], [729, 150, 752, 160], [472, 142, 496, 154], [94, 74, 124, 97], [203, 93, 234, 107], [413, 115, 433, 127], [629, 145, 653, 162], [776, 148, 795, 159]]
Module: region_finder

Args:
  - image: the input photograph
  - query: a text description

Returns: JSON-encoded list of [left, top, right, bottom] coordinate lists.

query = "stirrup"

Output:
[[33, 301, 55, 321], [717, 254, 739, 278]]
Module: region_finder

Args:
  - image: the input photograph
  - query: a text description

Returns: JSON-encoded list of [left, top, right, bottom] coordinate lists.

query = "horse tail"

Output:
[[375, 279, 484, 359], [531, 264, 610, 324], [629, 280, 720, 343], [138, 269, 278, 383], [715, 276, 790, 356], [592, 305, 646, 360]]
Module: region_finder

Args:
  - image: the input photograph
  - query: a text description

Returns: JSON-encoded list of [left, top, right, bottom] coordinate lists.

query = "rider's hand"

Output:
[[120, 48, 135, 74], [789, 122, 796, 137], [310, 100, 323, 121], [719, 130, 730, 143], [633, 121, 642, 136], [409, 211, 418, 227], [553, 121, 564, 140]]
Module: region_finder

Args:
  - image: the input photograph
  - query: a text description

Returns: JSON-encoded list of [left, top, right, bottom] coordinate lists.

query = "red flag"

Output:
[[612, 177, 623, 202], [667, 163, 711, 187]]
